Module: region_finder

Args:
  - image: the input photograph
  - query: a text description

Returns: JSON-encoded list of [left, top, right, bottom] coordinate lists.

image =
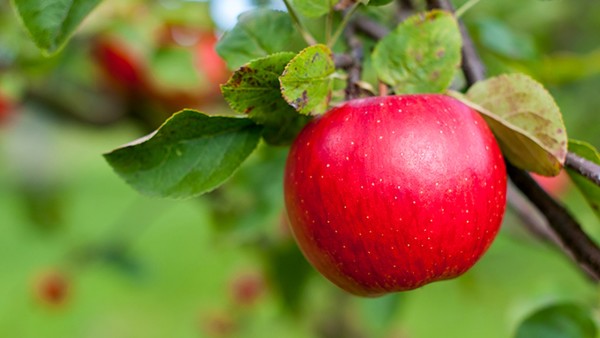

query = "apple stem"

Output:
[[282, 0, 318, 46]]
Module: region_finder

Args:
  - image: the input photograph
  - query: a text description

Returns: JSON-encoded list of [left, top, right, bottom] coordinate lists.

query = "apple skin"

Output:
[[284, 94, 507, 297]]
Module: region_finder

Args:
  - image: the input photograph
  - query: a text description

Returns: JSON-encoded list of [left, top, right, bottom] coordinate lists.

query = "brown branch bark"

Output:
[[506, 163, 600, 280], [343, 22, 364, 100], [353, 15, 389, 40], [565, 152, 600, 187]]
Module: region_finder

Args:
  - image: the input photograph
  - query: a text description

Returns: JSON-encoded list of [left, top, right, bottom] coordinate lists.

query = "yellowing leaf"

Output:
[[461, 73, 567, 176], [280, 44, 335, 115]]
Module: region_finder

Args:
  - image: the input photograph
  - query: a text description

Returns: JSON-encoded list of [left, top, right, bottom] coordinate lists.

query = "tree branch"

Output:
[[396, 0, 416, 22], [506, 163, 600, 280], [425, 0, 600, 281], [565, 152, 600, 187], [425, 0, 485, 85], [353, 15, 389, 40], [342, 22, 364, 100]]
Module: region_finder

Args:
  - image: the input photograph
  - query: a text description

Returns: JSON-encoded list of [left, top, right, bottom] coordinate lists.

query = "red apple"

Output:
[[229, 271, 265, 307], [0, 91, 14, 125], [284, 94, 507, 297], [92, 37, 148, 93], [194, 32, 229, 87], [532, 171, 570, 198], [34, 269, 69, 306]]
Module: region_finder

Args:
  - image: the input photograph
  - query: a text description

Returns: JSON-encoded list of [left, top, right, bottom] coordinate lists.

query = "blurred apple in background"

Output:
[[92, 36, 149, 95], [532, 170, 571, 198], [33, 269, 70, 307], [0, 91, 14, 125], [229, 270, 266, 307], [91, 23, 229, 131]]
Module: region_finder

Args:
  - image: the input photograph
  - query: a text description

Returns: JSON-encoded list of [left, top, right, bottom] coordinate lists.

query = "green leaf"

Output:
[[12, 0, 101, 55], [567, 140, 600, 219], [367, 0, 395, 6], [265, 241, 314, 314], [475, 18, 538, 60], [215, 9, 306, 70], [372, 10, 462, 94], [461, 73, 568, 176], [526, 49, 600, 85], [221, 52, 311, 145], [514, 302, 597, 338], [104, 110, 262, 199], [280, 44, 335, 115], [291, 0, 333, 18], [151, 47, 200, 91]]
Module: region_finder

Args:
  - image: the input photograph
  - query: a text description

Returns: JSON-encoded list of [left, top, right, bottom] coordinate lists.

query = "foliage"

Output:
[[1, 0, 600, 337]]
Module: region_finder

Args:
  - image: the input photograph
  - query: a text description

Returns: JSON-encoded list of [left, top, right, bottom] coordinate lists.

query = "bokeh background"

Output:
[[1, 0, 599, 337]]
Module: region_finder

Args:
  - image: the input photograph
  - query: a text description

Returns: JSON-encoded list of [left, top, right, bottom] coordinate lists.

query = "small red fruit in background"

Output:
[[34, 269, 69, 306], [92, 37, 148, 93], [229, 271, 265, 307], [194, 32, 229, 88], [0, 91, 14, 125], [284, 94, 507, 297], [201, 311, 237, 338], [532, 171, 570, 198]]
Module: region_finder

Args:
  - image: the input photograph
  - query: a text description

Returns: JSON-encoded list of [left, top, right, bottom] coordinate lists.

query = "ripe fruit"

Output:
[[284, 94, 507, 297], [229, 271, 265, 307], [532, 171, 570, 198], [92, 37, 148, 93], [34, 270, 69, 306], [0, 91, 13, 125], [194, 32, 230, 88]]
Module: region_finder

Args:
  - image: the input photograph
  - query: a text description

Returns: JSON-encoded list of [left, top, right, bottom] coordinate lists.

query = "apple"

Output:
[[532, 171, 570, 198], [92, 37, 148, 94], [284, 94, 507, 297], [229, 271, 265, 307], [201, 311, 237, 337], [0, 91, 14, 125], [193, 31, 229, 88], [34, 270, 69, 306]]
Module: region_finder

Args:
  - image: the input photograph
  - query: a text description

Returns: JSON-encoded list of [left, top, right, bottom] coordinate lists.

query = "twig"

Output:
[[329, 1, 362, 48], [426, 0, 600, 281], [342, 22, 364, 100], [353, 15, 389, 40], [454, 0, 481, 18], [506, 163, 600, 280], [397, 0, 415, 10], [333, 53, 354, 69], [565, 152, 600, 187], [282, 0, 318, 46], [396, 0, 416, 22], [425, 0, 485, 85], [506, 183, 557, 245]]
